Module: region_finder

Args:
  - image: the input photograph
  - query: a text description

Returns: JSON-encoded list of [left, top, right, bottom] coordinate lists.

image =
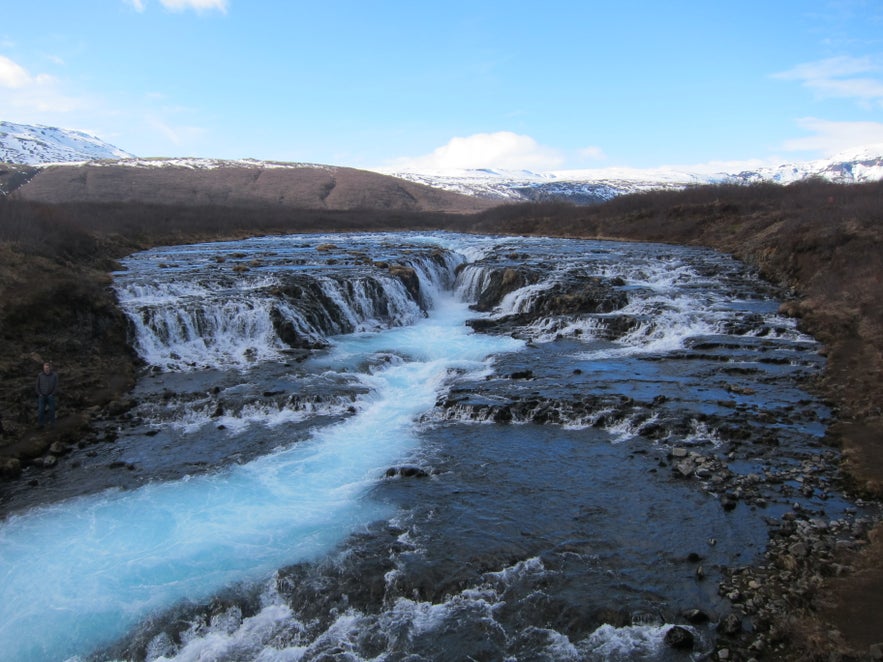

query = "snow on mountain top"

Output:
[[92, 157, 332, 171], [0, 121, 133, 165], [377, 145, 883, 203], [827, 142, 883, 163]]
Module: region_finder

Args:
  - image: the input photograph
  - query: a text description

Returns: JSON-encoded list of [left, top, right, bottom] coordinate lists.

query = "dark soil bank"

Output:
[[1, 179, 881, 660]]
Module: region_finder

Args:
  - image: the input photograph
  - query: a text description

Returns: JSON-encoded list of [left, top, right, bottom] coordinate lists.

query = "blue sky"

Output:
[[2, 0, 883, 171]]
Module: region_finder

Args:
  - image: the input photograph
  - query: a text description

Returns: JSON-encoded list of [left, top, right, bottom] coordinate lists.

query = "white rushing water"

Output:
[[0, 293, 522, 661]]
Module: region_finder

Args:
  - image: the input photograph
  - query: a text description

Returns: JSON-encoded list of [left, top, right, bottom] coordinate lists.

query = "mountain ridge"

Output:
[[378, 143, 883, 203], [3, 120, 883, 206]]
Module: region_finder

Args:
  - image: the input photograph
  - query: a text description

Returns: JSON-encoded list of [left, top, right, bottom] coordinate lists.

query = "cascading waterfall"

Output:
[[0, 232, 858, 662]]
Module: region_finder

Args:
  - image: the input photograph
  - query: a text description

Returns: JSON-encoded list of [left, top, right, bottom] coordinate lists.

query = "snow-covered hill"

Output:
[[0, 121, 133, 165], [379, 145, 883, 204]]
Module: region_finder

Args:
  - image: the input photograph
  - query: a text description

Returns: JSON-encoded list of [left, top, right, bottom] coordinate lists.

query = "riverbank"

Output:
[[0, 181, 881, 659]]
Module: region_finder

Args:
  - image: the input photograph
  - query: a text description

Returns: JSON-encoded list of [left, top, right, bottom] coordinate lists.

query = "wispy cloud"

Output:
[[782, 117, 883, 155], [124, 0, 228, 13], [774, 55, 883, 107], [145, 115, 208, 151], [161, 0, 228, 13], [578, 145, 607, 162], [389, 132, 564, 171]]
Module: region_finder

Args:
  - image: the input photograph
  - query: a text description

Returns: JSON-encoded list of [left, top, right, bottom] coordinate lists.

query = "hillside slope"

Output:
[[12, 160, 496, 213]]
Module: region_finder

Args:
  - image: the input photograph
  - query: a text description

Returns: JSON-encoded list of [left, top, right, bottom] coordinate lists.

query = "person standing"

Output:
[[36, 362, 58, 427]]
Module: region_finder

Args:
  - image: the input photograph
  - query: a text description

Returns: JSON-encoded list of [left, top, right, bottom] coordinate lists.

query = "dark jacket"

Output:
[[36, 370, 58, 396]]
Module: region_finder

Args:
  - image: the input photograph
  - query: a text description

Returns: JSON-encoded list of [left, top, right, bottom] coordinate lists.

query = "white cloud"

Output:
[[0, 55, 84, 116], [125, 0, 228, 13], [782, 117, 883, 156], [774, 55, 876, 81], [0, 54, 33, 88], [391, 131, 564, 171], [774, 55, 883, 107], [160, 0, 228, 13]]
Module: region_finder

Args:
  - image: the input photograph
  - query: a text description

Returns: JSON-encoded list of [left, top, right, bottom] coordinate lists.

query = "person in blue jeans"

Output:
[[36, 362, 58, 427]]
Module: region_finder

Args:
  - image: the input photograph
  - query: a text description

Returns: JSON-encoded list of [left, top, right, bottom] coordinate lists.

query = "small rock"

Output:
[[675, 460, 694, 478], [869, 642, 883, 660], [789, 542, 808, 557], [384, 466, 430, 479], [49, 441, 67, 455], [718, 613, 742, 636], [717, 649, 730, 660]]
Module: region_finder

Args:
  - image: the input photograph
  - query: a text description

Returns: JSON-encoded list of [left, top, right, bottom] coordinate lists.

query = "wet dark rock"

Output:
[[384, 466, 430, 479], [721, 497, 739, 511], [471, 267, 541, 312], [469, 273, 630, 340], [509, 370, 533, 380], [664, 625, 695, 650], [388, 264, 420, 301], [683, 608, 710, 624]]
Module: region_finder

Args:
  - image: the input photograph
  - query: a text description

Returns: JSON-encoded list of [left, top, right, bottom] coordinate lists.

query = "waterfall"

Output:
[[113, 237, 464, 371]]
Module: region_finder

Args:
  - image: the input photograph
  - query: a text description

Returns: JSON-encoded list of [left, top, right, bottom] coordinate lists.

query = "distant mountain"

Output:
[[5, 120, 883, 207], [0, 121, 133, 165], [379, 145, 883, 204]]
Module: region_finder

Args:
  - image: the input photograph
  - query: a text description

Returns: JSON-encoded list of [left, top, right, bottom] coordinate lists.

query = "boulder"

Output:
[[664, 625, 695, 650]]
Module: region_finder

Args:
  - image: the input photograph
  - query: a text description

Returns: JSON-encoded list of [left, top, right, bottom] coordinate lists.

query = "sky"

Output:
[[2, 0, 883, 172]]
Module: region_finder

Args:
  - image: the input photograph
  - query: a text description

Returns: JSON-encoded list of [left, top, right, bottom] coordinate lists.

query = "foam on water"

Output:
[[0, 293, 522, 662]]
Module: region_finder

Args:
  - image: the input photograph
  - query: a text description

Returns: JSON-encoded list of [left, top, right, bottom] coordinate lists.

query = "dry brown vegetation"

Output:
[[14, 163, 496, 213], [0, 176, 881, 659]]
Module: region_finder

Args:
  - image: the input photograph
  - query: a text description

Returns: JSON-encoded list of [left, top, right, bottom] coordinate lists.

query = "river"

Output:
[[0, 232, 859, 661]]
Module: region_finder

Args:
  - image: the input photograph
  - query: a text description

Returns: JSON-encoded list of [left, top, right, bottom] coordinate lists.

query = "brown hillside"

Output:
[[13, 161, 495, 213]]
